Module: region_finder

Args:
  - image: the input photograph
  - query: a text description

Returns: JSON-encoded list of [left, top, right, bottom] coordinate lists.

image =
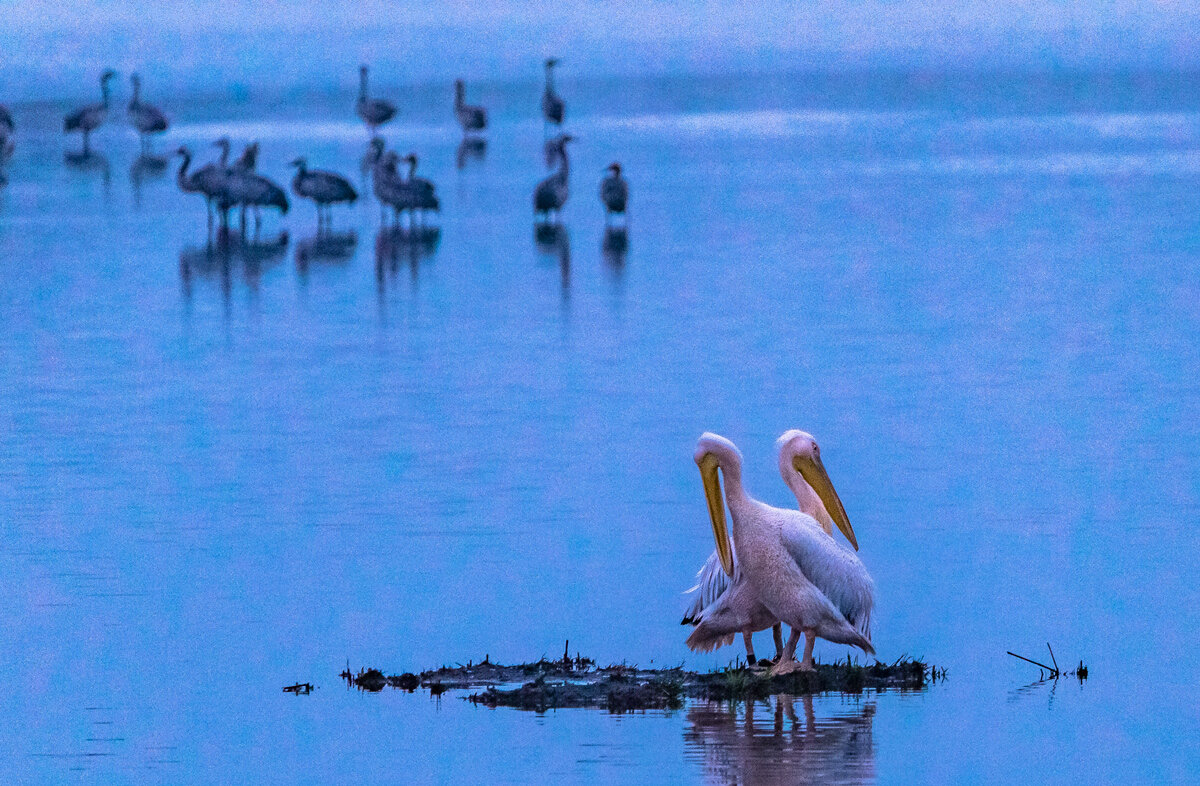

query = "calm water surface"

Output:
[[1, 73, 1199, 783]]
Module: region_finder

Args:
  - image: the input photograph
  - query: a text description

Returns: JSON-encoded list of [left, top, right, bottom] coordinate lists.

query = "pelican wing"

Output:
[[682, 549, 738, 624], [779, 516, 874, 640]]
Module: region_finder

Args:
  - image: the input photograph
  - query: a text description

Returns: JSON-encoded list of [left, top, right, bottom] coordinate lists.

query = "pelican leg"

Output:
[[772, 624, 784, 661], [82, 129, 91, 156], [799, 631, 817, 671], [769, 629, 803, 677], [741, 631, 757, 664]]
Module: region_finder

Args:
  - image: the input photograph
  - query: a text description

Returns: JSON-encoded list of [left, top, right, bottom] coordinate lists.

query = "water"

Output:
[[2, 72, 1199, 783]]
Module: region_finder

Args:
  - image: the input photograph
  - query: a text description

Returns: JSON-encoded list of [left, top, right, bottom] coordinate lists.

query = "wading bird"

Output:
[[64, 69, 117, 155], [454, 79, 487, 135], [599, 162, 627, 224], [127, 73, 168, 152], [534, 134, 573, 224], [0, 105, 13, 162], [224, 166, 289, 234], [290, 157, 356, 230], [357, 65, 395, 134], [361, 136, 385, 178], [175, 141, 232, 230], [542, 58, 564, 130], [400, 153, 438, 222], [691, 432, 874, 675]]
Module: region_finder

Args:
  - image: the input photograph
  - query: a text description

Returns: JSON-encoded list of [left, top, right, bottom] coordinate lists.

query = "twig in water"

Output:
[[1046, 643, 1059, 674], [1007, 650, 1057, 675]]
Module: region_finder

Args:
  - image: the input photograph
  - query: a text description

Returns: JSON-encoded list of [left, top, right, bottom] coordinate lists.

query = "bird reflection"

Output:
[[64, 151, 111, 190], [684, 695, 875, 785], [602, 226, 628, 273], [295, 230, 357, 278], [535, 223, 570, 301], [130, 153, 168, 207], [179, 229, 290, 305], [375, 225, 440, 289], [455, 137, 487, 169]]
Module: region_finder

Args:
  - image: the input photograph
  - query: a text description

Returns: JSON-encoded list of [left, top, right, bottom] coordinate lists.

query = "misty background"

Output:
[[3, 1, 1200, 103]]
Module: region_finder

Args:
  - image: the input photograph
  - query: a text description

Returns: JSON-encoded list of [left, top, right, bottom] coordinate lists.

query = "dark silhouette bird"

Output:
[[127, 73, 168, 153], [232, 141, 258, 172], [400, 153, 439, 221], [600, 162, 628, 224], [224, 167, 289, 234], [357, 65, 396, 133], [454, 79, 487, 135], [290, 157, 357, 231], [361, 136, 385, 179], [0, 104, 13, 162], [534, 134, 573, 224], [175, 140, 232, 230], [64, 69, 117, 155], [542, 59, 564, 130]]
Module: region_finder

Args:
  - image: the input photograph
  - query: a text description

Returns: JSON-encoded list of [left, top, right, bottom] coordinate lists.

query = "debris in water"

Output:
[[1007, 643, 1088, 682], [333, 652, 939, 711], [283, 682, 313, 695]]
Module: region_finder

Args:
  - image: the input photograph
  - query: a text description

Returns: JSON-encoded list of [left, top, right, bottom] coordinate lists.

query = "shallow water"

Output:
[[1, 72, 1199, 783]]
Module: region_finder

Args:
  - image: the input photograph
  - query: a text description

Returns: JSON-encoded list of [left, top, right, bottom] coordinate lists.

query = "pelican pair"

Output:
[[685, 431, 875, 675]]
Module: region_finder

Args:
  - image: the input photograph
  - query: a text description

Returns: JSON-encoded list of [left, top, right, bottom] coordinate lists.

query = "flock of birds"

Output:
[[0, 67, 878, 673], [684, 430, 875, 673], [0, 59, 631, 240]]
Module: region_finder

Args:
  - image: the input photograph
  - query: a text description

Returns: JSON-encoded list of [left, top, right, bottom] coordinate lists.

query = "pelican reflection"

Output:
[[684, 695, 875, 785], [455, 137, 487, 169]]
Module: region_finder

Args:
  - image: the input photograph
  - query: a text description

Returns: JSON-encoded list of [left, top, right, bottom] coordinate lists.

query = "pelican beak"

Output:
[[793, 453, 858, 550], [698, 453, 735, 577]]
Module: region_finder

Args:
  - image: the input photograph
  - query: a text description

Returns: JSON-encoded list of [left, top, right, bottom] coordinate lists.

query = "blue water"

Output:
[[2, 72, 1199, 783]]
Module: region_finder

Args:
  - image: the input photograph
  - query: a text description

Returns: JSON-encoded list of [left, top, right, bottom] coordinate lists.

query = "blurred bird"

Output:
[[127, 73, 168, 153], [542, 58, 564, 129], [600, 162, 627, 224], [357, 65, 396, 133], [290, 157, 357, 231], [454, 79, 487, 135], [534, 134, 573, 223], [64, 69, 117, 155]]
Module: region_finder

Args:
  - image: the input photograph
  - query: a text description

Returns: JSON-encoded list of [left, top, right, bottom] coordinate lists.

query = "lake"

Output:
[[1, 70, 1198, 783]]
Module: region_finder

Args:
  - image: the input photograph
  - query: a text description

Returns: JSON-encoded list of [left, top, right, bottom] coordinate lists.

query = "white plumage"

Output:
[[689, 431, 875, 674]]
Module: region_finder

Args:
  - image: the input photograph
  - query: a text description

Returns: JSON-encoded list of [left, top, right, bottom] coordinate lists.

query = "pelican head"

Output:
[[101, 69, 117, 84], [360, 64, 369, 76], [694, 432, 742, 578], [607, 162, 621, 175], [289, 157, 306, 168], [545, 57, 559, 69], [776, 429, 857, 550], [174, 146, 189, 157]]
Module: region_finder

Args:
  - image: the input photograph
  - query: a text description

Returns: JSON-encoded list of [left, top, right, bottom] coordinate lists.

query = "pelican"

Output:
[[127, 73, 168, 153], [233, 141, 258, 173], [64, 69, 117, 155], [357, 65, 396, 133], [600, 163, 627, 224], [692, 432, 874, 675], [454, 79, 487, 135], [542, 58, 564, 129], [290, 157, 357, 230], [534, 134, 572, 224]]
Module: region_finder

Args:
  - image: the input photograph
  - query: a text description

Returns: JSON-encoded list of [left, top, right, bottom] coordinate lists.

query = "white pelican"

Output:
[[692, 432, 875, 674]]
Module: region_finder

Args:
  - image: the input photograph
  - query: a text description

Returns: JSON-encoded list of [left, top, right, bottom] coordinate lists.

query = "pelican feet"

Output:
[[769, 657, 816, 677]]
